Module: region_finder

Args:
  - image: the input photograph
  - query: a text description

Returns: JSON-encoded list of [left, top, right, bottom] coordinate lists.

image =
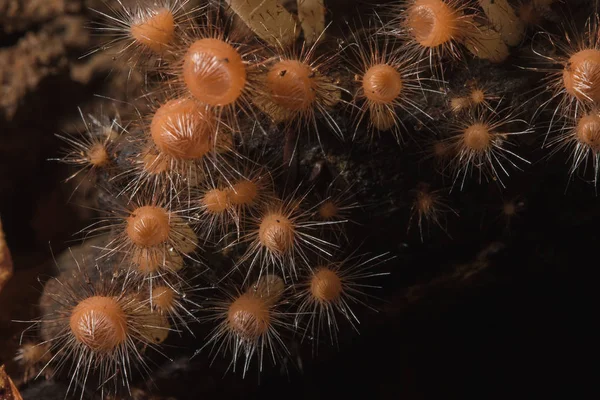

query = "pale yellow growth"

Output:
[[139, 311, 171, 344], [298, 0, 326, 45], [253, 274, 285, 305], [225, 0, 299, 47], [478, 0, 524, 47], [464, 23, 509, 63]]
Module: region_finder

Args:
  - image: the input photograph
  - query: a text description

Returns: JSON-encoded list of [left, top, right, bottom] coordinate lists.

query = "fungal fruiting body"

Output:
[[194, 181, 237, 242], [313, 177, 360, 242], [170, 14, 261, 137], [150, 97, 215, 159], [199, 276, 289, 376], [232, 190, 342, 280], [407, 184, 457, 241], [192, 163, 275, 242], [293, 253, 391, 348], [86, 195, 199, 288], [90, 0, 195, 68], [449, 96, 471, 113], [150, 281, 201, 335], [115, 96, 235, 199], [534, 15, 600, 134], [346, 29, 432, 144], [225, 163, 276, 224], [55, 109, 122, 188], [449, 82, 498, 114], [444, 105, 531, 189], [546, 109, 600, 186], [254, 41, 343, 143], [393, 0, 476, 66], [36, 265, 163, 398], [563, 48, 600, 105], [183, 38, 247, 107], [14, 342, 51, 382]]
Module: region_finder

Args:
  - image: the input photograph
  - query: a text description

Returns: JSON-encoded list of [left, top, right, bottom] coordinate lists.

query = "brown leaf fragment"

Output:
[[0, 365, 23, 400]]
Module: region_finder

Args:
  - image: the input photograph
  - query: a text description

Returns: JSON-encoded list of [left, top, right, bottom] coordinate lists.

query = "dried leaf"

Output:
[[225, 0, 299, 47], [0, 365, 23, 400], [298, 0, 326, 44]]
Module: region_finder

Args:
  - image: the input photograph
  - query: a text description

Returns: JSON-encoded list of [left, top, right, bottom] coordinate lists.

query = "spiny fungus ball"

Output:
[[407, 0, 464, 48], [463, 123, 491, 150], [141, 148, 170, 174], [563, 49, 600, 104], [362, 64, 403, 104], [266, 59, 317, 111], [576, 111, 600, 151], [318, 200, 339, 219], [370, 105, 397, 131], [227, 293, 271, 339], [254, 274, 285, 304], [15, 343, 48, 368], [69, 296, 127, 353], [133, 248, 183, 274], [87, 143, 110, 167], [450, 96, 470, 113], [416, 190, 434, 212], [310, 267, 342, 302], [130, 8, 175, 54], [126, 206, 171, 247], [228, 179, 258, 206], [470, 89, 486, 105], [258, 213, 295, 254], [202, 188, 230, 213], [183, 38, 247, 106], [150, 98, 214, 160], [152, 285, 177, 312]]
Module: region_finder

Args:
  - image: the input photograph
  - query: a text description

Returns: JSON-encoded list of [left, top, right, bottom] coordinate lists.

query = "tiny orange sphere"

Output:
[[87, 143, 109, 167], [318, 200, 339, 219], [563, 49, 600, 104], [253, 274, 285, 304], [227, 293, 270, 338], [362, 64, 403, 104], [576, 111, 600, 151], [470, 89, 486, 105], [130, 8, 175, 54], [152, 285, 177, 312], [450, 96, 470, 113], [229, 179, 258, 206], [463, 123, 491, 151], [202, 188, 230, 213], [126, 206, 171, 247], [132, 248, 183, 274], [150, 98, 214, 160], [370, 105, 397, 131], [416, 191, 434, 212], [407, 0, 463, 48], [183, 38, 247, 106], [258, 213, 295, 254], [266, 59, 317, 111], [141, 149, 169, 174], [69, 296, 127, 353], [310, 268, 342, 302]]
